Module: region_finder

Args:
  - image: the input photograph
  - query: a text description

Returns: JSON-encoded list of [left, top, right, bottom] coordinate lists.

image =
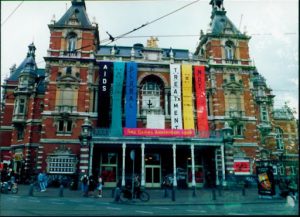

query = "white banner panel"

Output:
[[170, 64, 183, 129], [147, 114, 165, 129]]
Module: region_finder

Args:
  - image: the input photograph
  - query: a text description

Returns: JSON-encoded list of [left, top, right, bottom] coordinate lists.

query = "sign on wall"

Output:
[[170, 64, 183, 129], [98, 62, 113, 127], [233, 159, 250, 175], [123, 128, 195, 137]]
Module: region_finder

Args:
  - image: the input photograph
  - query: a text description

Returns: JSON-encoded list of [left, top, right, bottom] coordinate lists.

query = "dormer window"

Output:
[[67, 33, 77, 52], [225, 41, 235, 60]]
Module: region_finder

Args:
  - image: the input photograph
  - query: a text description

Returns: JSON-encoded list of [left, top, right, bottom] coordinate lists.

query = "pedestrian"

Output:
[[88, 175, 95, 197], [38, 171, 46, 192], [97, 175, 104, 198], [42, 171, 48, 188], [134, 175, 141, 198], [80, 174, 89, 197]]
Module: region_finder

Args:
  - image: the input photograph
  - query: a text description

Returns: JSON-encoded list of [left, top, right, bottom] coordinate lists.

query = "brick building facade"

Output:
[[0, 0, 298, 188]]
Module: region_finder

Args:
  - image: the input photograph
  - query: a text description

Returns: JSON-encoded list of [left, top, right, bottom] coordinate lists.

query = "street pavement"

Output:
[[3, 184, 298, 205], [0, 185, 298, 216]]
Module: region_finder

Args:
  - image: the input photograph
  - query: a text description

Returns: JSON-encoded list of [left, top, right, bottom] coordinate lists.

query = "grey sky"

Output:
[[1, 0, 298, 116]]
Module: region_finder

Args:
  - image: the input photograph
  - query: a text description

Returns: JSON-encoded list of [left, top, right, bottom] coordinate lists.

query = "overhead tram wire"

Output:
[[1, 1, 24, 26], [100, 0, 201, 45]]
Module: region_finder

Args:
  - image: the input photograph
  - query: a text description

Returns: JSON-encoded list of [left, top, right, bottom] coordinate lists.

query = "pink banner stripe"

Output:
[[123, 128, 195, 137]]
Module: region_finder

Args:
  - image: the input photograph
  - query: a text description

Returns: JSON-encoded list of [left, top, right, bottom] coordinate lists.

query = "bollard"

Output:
[[218, 186, 222, 196], [192, 186, 196, 197], [114, 187, 120, 202], [172, 187, 176, 201], [59, 184, 64, 197], [4, 183, 8, 194], [212, 188, 216, 200], [242, 186, 246, 196], [163, 187, 168, 198], [28, 184, 34, 196]]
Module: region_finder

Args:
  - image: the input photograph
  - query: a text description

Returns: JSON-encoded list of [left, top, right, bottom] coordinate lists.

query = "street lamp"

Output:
[[79, 118, 92, 178], [220, 122, 234, 186]]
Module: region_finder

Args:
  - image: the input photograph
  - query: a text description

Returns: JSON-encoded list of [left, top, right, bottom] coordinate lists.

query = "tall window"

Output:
[[231, 124, 244, 137], [275, 127, 284, 150], [17, 126, 24, 140], [260, 105, 269, 122], [58, 87, 75, 112], [225, 41, 235, 60], [14, 98, 26, 114], [67, 33, 77, 52]]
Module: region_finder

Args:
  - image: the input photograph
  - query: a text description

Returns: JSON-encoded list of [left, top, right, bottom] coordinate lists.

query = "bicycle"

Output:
[[119, 187, 150, 202], [0, 181, 18, 194]]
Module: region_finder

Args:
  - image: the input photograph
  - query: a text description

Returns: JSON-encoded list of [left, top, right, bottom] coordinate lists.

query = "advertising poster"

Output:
[[256, 166, 275, 196]]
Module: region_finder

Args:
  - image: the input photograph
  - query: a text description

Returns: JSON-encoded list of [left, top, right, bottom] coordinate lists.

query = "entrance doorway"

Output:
[[145, 166, 161, 187], [145, 153, 161, 188]]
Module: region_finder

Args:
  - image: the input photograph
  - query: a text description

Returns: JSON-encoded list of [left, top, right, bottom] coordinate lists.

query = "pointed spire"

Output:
[[27, 42, 36, 58], [72, 0, 86, 9]]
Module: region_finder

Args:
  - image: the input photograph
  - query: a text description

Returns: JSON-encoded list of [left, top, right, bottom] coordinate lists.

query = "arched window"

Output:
[[67, 33, 77, 52], [140, 76, 164, 116], [225, 41, 235, 60]]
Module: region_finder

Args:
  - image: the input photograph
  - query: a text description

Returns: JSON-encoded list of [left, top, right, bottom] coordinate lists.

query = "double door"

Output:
[[145, 165, 161, 188]]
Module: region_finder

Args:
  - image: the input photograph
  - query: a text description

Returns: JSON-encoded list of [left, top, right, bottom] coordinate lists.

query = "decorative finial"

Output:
[[169, 47, 174, 59], [51, 14, 56, 24], [147, 36, 159, 48]]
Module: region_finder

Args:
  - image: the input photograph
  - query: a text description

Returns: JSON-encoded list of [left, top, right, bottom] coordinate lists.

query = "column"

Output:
[[191, 144, 196, 187], [141, 143, 145, 187], [79, 140, 90, 177], [88, 142, 94, 176], [172, 144, 177, 187], [221, 144, 226, 186], [215, 148, 220, 186], [122, 143, 126, 187]]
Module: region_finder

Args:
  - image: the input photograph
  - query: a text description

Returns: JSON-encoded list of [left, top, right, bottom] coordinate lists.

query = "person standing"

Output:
[[97, 175, 103, 198], [88, 175, 95, 197], [80, 174, 89, 197], [38, 171, 46, 192]]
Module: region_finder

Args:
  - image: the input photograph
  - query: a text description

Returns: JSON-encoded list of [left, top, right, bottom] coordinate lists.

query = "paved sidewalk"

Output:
[[8, 184, 293, 206]]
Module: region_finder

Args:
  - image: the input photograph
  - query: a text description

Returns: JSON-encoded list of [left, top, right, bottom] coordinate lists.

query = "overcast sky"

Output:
[[1, 0, 299, 116]]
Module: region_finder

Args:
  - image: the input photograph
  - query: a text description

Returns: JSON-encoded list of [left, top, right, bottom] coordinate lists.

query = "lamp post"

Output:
[[79, 118, 92, 179], [221, 122, 234, 186]]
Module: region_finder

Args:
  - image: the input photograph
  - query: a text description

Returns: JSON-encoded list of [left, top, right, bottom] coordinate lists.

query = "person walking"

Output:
[[80, 174, 89, 197], [88, 175, 96, 197], [38, 171, 46, 192], [97, 175, 104, 198], [134, 175, 141, 198]]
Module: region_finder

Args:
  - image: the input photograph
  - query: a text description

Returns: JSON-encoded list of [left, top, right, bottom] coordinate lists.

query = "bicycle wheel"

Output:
[[139, 191, 150, 202], [11, 185, 18, 194], [119, 190, 130, 202]]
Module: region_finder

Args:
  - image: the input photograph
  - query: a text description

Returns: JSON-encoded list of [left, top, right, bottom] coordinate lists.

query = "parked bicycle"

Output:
[[0, 181, 18, 194], [119, 187, 150, 202]]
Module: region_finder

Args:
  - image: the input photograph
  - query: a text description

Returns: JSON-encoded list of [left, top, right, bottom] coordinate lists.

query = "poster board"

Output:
[[256, 166, 275, 196]]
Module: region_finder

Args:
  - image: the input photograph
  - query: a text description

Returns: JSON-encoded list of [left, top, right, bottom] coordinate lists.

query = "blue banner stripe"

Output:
[[125, 62, 137, 128], [111, 62, 125, 136]]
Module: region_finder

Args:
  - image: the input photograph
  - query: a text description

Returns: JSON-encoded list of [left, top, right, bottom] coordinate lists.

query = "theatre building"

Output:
[[0, 0, 298, 188]]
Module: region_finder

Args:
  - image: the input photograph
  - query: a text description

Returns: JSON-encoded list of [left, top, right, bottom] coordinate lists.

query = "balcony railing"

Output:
[[62, 51, 79, 57], [225, 110, 245, 119], [55, 105, 76, 113], [12, 113, 26, 123]]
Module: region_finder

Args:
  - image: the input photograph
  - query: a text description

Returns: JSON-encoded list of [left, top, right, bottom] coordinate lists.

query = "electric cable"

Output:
[[1, 1, 24, 26]]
